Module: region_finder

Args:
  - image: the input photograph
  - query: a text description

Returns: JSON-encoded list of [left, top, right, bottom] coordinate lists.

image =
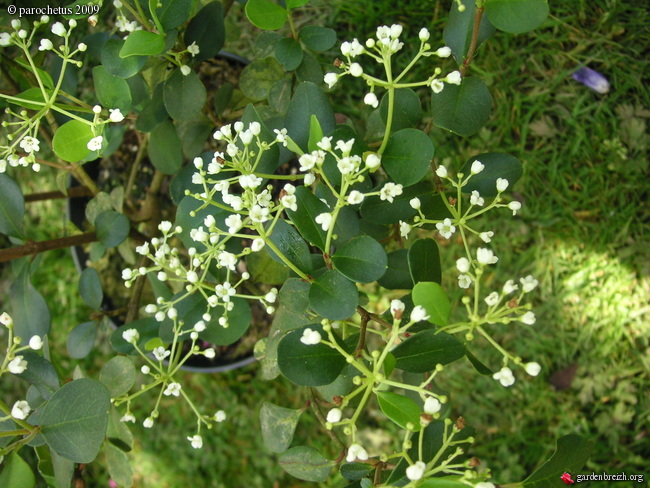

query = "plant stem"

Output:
[[460, 5, 484, 76], [23, 186, 93, 203], [0, 232, 98, 263]]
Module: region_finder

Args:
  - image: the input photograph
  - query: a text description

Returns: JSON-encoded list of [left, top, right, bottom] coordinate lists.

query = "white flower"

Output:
[[484, 292, 499, 307], [406, 461, 426, 481], [153, 346, 171, 361], [496, 178, 509, 192], [141, 365, 151, 374], [19, 136, 40, 153], [349, 38, 364, 57], [458, 274, 472, 289], [324, 72, 338, 89], [180, 65, 191, 76], [143, 417, 154, 428], [249, 205, 269, 223], [122, 328, 139, 344], [349, 63, 363, 77], [240, 130, 253, 145], [0, 312, 13, 327], [508, 201, 522, 215], [479, 231, 494, 243], [51, 22, 66, 37], [436, 165, 448, 178], [410, 306, 430, 322], [204, 348, 216, 358], [346, 443, 369, 462], [364, 92, 379, 108], [399, 221, 411, 238], [109, 109, 125, 122], [315, 213, 333, 231], [78, 42, 87, 52], [418, 28, 430, 41], [159, 220, 172, 233], [365, 154, 381, 169], [93, 105, 102, 114], [435, 46, 452, 58], [390, 24, 403, 38], [521, 311, 536, 325], [87, 136, 103, 151], [38, 39, 53, 51], [436, 218, 456, 239], [476, 483, 496, 488], [120, 413, 136, 423], [12, 400, 31, 420], [379, 182, 403, 203], [29, 335, 43, 350], [409, 197, 421, 210], [326, 408, 342, 423], [390, 299, 405, 318], [503, 280, 518, 294], [424, 397, 441, 414], [214, 410, 227, 422], [300, 328, 321, 345], [470, 160, 484, 174], [335, 139, 355, 155], [525, 362, 541, 377], [265, 289, 278, 303], [251, 238, 265, 252], [304, 173, 315, 185], [445, 70, 462, 85], [347, 191, 365, 205], [0, 33, 12, 47], [187, 41, 200, 56], [431, 79, 444, 94], [520, 275, 539, 293], [281, 194, 297, 211], [317, 136, 332, 151], [493, 367, 515, 387], [225, 214, 243, 234], [187, 434, 203, 449], [456, 257, 470, 273], [476, 248, 498, 265], [164, 382, 182, 397], [470, 190, 484, 206]]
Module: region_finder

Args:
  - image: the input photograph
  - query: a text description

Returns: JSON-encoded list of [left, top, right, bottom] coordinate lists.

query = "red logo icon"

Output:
[[561, 472, 575, 484]]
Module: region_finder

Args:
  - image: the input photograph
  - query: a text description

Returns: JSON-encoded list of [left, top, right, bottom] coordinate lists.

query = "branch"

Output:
[[0, 232, 97, 263], [23, 185, 93, 203], [460, 6, 484, 76]]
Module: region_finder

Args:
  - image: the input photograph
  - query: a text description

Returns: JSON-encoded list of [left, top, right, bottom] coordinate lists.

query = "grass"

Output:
[[2, 0, 649, 486]]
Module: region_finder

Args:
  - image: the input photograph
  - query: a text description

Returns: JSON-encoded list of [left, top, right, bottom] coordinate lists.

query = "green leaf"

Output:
[[286, 0, 309, 8], [245, 0, 288, 30], [101, 38, 146, 78], [92, 66, 132, 113], [10, 264, 51, 339], [360, 181, 436, 225], [378, 249, 413, 290], [340, 463, 374, 481], [296, 52, 324, 85], [444, 2, 496, 63], [17, 352, 60, 401], [99, 356, 136, 398], [377, 391, 422, 431], [0, 174, 25, 238], [412, 282, 451, 326], [120, 30, 166, 57], [148, 119, 183, 174], [254, 31, 282, 58], [0, 453, 35, 488], [109, 318, 159, 354], [522, 434, 593, 488], [266, 219, 313, 275], [285, 186, 329, 250], [67, 321, 98, 359], [260, 402, 303, 453], [39, 379, 110, 464], [51, 120, 94, 163], [154, 0, 192, 31], [79, 268, 103, 309], [8, 87, 53, 111], [460, 152, 523, 198], [332, 235, 387, 283], [392, 329, 466, 373], [408, 238, 441, 285], [275, 37, 304, 71], [247, 249, 290, 284], [285, 82, 336, 152], [136, 83, 167, 132], [106, 405, 134, 452], [177, 116, 212, 159], [184, 1, 225, 63], [240, 57, 285, 101], [307, 114, 324, 152], [431, 76, 492, 137], [163, 69, 206, 121], [105, 443, 134, 488], [465, 349, 493, 375], [179, 295, 252, 347], [300, 25, 336, 51], [278, 446, 334, 482], [379, 89, 422, 133], [95, 211, 130, 248], [309, 270, 358, 320], [278, 324, 347, 386], [484, 0, 549, 34]]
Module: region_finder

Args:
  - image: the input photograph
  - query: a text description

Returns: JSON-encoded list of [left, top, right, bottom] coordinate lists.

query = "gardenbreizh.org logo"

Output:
[[562, 471, 645, 484]]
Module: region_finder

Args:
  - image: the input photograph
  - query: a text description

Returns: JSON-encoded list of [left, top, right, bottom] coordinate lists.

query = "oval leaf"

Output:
[[245, 0, 288, 30], [361, 181, 435, 225], [278, 446, 335, 482], [408, 238, 441, 285], [382, 129, 434, 187], [444, 2, 496, 62], [16, 351, 60, 402], [240, 57, 286, 101], [309, 270, 358, 320], [300, 25, 336, 52], [285, 186, 328, 251], [92, 66, 132, 113], [392, 330, 466, 373], [0, 453, 35, 488], [184, 1, 225, 63], [51, 120, 93, 163], [260, 402, 303, 453], [285, 82, 336, 152], [95, 211, 130, 248], [266, 219, 313, 275], [377, 391, 422, 431], [275, 37, 304, 71], [412, 282, 451, 326], [0, 174, 25, 238], [101, 38, 147, 78], [379, 89, 422, 133], [377, 249, 413, 290], [431, 76, 492, 137], [163, 69, 207, 121], [79, 268, 103, 309], [332, 235, 387, 284], [120, 30, 165, 57], [460, 152, 523, 198], [99, 356, 136, 398], [66, 321, 99, 359], [484, 0, 549, 34], [148, 119, 183, 174], [522, 434, 593, 488], [10, 265, 51, 339]]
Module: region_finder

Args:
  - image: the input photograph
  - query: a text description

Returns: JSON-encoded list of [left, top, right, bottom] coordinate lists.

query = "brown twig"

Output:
[[23, 186, 93, 203], [0, 232, 98, 263], [460, 6, 484, 76], [355, 306, 370, 357], [308, 388, 346, 450], [125, 255, 149, 324]]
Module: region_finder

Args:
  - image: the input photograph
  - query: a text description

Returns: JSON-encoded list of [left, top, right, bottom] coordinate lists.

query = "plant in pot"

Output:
[[0, 0, 595, 487]]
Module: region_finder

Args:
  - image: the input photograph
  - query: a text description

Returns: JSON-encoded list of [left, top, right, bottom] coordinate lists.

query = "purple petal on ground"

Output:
[[572, 67, 610, 94]]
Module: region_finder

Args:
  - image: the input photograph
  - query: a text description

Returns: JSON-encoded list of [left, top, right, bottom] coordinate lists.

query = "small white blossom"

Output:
[[418, 28, 430, 41], [51, 22, 66, 37], [424, 397, 441, 414], [476, 482, 496, 488], [326, 408, 342, 423], [188, 434, 203, 449], [476, 248, 498, 265], [470, 160, 484, 174], [456, 257, 470, 273], [204, 348, 216, 358], [122, 328, 139, 344], [78, 42, 87, 52], [470, 190, 484, 206], [317, 136, 332, 151], [436, 165, 448, 178], [265, 289, 278, 303], [143, 417, 154, 428], [484, 292, 499, 307], [164, 382, 182, 397], [19, 136, 40, 153], [445, 70, 462, 85], [406, 461, 427, 481], [92, 105, 102, 114], [0, 312, 13, 327], [347, 191, 365, 205], [109, 109, 125, 122], [29, 335, 43, 350], [508, 201, 522, 215], [0, 33, 12, 47], [315, 213, 333, 231], [496, 178, 509, 192], [324, 72, 338, 89], [391, 299, 405, 318], [436, 218, 456, 239], [180, 65, 191, 76], [410, 306, 430, 323], [141, 365, 151, 374], [11, 400, 31, 420], [300, 328, 321, 345], [249, 205, 269, 223], [87, 136, 103, 151], [431, 79, 444, 94], [379, 182, 403, 203], [153, 346, 171, 361], [399, 221, 411, 238], [435, 46, 452, 58], [251, 238, 265, 252], [493, 367, 515, 387], [520, 311, 536, 325], [120, 413, 136, 423], [225, 214, 243, 234], [214, 410, 227, 422], [503, 280, 518, 294], [38, 39, 53, 51], [525, 362, 541, 377], [346, 443, 369, 463], [520, 275, 539, 293], [409, 197, 421, 210], [458, 274, 472, 289], [479, 231, 494, 243], [365, 154, 381, 169], [364, 92, 379, 108], [349, 63, 363, 77], [187, 42, 200, 56]]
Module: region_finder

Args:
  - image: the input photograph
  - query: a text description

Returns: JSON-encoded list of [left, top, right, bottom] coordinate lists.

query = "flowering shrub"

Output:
[[0, 0, 594, 486]]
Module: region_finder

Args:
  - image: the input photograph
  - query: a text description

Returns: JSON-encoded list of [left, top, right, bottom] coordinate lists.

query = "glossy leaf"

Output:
[[377, 391, 422, 431], [240, 57, 285, 101], [245, 0, 288, 30], [149, 119, 183, 174], [522, 434, 593, 488], [360, 181, 436, 225], [285, 82, 336, 152], [286, 0, 309, 8], [392, 330, 466, 373], [95, 210, 130, 248], [309, 270, 358, 320], [278, 324, 347, 386], [379, 89, 422, 133], [106, 405, 134, 452], [136, 83, 167, 132], [67, 321, 99, 359], [485, 0, 549, 34], [332, 235, 387, 283], [184, 1, 225, 63], [79, 268, 103, 309], [412, 282, 451, 326], [461, 152, 523, 198], [163, 69, 206, 121], [10, 265, 51, 339], [7, 87, 52, 111], [431, 77, 492, 137], [260, 402, 303, 453], [378, 249, 413, 290], [120, 30, 165, 57], [408, 238, 441, 285], [275, 37, 304, 71], [0, 174, 25, 238], [17, 352, 59, 401], [0, 453, 35, 488], [285, 186, 329, 250], [296, 52, 324, 85], [177, 116, 212, 159], [179, 295, 252, 346], [382, 129, 433, 187], [105, 443, 134, 488], [39, 379, 110, 464], [444, 2, 496, 62], [465, 349, 493, 375], [278, 446, 335, 482], [266, 219, 313, 274], [247, 249, 289, 284], [101, 38, 147, 78], [92, 66, 132, 113], [340, 463, 374, 481], [51, 120, 94, 163], [155, 0, 192, 31], [99, 356, 136, 398], [300, 25, 336, 51]]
